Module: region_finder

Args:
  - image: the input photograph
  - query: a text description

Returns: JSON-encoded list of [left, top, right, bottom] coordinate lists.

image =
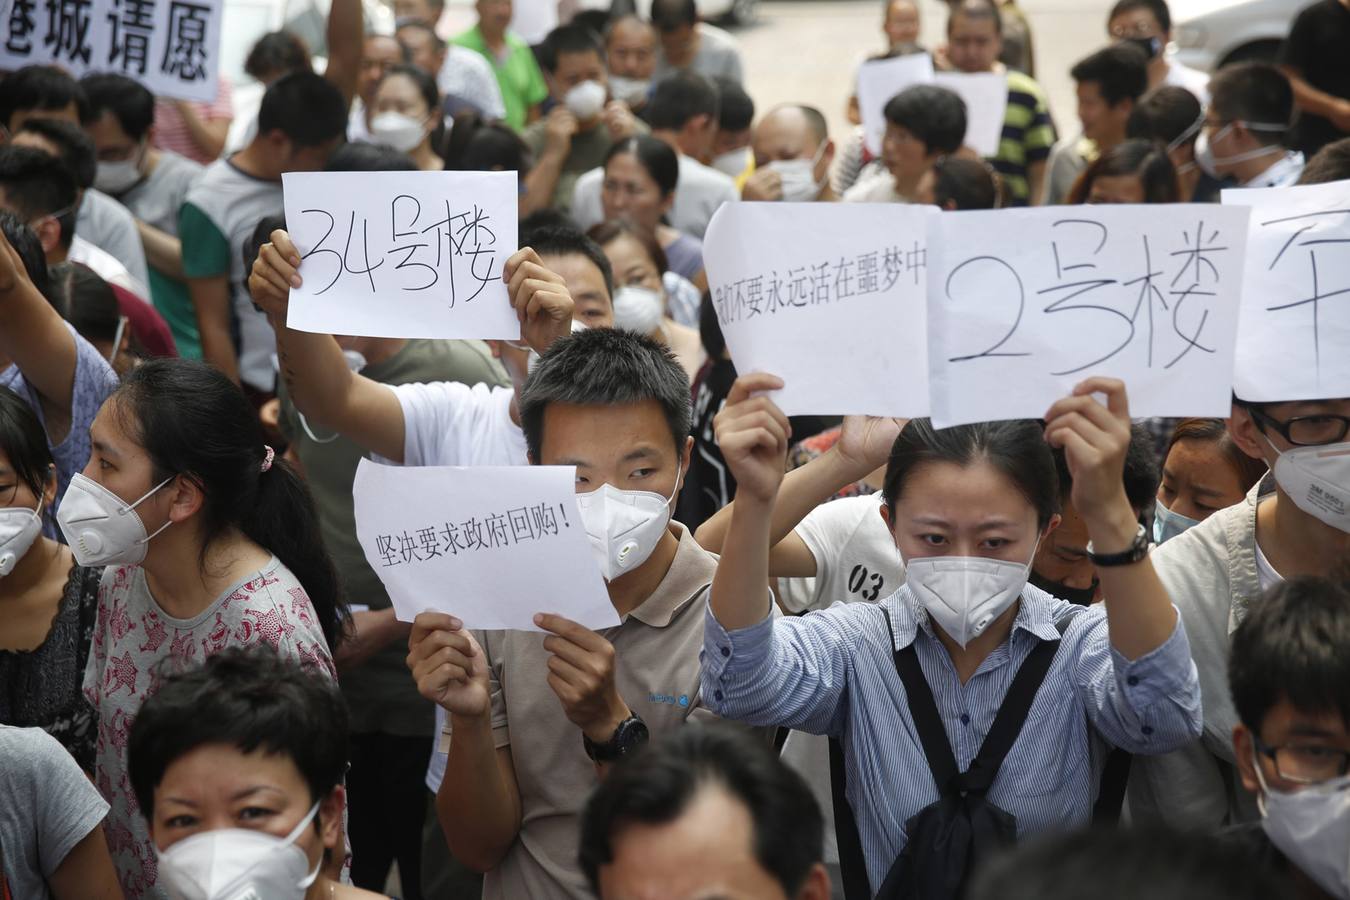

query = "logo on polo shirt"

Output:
[[649, 692, 690, 708]]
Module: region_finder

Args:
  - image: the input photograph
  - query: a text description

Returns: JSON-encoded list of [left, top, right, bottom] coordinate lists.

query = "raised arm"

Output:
[[324, 0, 364, 109], [408, 613, 523, 871], [1044, 377, 1177, 660], [1279, 66, 1350, 132], [0, 227, 79, 415], [695, 414, 903, 577]]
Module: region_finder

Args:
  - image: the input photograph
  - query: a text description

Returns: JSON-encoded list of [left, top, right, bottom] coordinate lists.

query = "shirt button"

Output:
[[961, 714, 971, 726], [720, 646, 730, 658], [714, 690, 724, 702], [1127, 675, 1140, 686], [1141, 725, 1154, 736]]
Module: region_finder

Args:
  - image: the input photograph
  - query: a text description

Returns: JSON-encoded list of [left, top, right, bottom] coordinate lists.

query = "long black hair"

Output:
[[0, 385, 56, 524], [883, 418, 1061, 529], [111, 359, 345, 650]]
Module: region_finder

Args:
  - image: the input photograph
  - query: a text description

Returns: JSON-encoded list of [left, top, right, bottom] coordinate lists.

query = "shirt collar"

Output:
[[884, 581, 1061, 652], [1244, 151, 1305, 188], [625, 522, 716, 628]]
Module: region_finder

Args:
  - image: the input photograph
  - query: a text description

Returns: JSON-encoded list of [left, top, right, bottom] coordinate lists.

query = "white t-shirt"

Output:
[[1255, 536, 1284, 591], [776, 491, 905, 613], [570, 153, 738, 240], [386, 379, 527, 468], [1164, 58, 1211, 107], [841, 168, 904, 204]]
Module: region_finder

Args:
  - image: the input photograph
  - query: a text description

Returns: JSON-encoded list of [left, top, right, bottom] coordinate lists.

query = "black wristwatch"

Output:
[[1087, 522, 1150, 567], [583, 714, 649, 763]]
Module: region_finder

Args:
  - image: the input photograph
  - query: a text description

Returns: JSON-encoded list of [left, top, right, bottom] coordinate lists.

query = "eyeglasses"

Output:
[[1249, 408, 1350, 446], [1254, 735, 1350, 785]]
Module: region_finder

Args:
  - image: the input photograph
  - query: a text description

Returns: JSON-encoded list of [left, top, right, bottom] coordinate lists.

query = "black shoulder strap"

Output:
[[830, 737, 874, 900], [892, 642, 961, 793], [957, 636, 1059, 795]]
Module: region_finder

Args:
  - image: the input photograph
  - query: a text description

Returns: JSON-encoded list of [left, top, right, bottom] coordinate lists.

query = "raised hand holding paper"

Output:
[[353, 459, 618, 631], [926, 204, 1251, 428], [282, 170, 520, 340], [702, 202, 932, 418], [1222, 179, 1350, 402]]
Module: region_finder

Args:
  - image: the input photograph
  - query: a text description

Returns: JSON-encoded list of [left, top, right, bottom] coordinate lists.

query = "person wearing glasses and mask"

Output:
[[1227, 575, 1350, 900], [1105, 0, 1210, 104], [1130, 391, 1350, 830], [1198, 63, 1304, 189]]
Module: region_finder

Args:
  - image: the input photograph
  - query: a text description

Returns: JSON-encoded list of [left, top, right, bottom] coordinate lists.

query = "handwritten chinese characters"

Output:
[[1, 0, 223, 102], [703, 202, 934, 418], [927, 204, 1251, 428], [1224, 180, 1350, 403], [352, 460, 618, 631], [283, 170, 520, 341]]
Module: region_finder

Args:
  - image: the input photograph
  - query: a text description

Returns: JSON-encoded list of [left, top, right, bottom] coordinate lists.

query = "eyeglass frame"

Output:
[[1252, 733, 1350, 785], [1248, 407, 1350, 447]]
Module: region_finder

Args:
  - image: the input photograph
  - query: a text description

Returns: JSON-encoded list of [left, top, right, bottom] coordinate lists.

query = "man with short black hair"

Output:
[[651, 0, 743, 85], [843, 84, 967, 203], [1203, 63, 1305, 189], [605, 16, 660, 112], [397, 18, 506, 120], [742, 104, 835, 202], [407, 326, 765, 900], [350, 33, 410, 142], [81, 73, 205, 360], [1107, 0, 1210, 102], [0, 65, 87, 138], [1228, 576, 1350, 900], [181, 71, 347, 398], [1043, 42, 1150, 205], [944, 0, 1056, 206], [572, 71, 738, 239], [580, 724, 831, 900], [525, 24, 642, 213], [1126, 84, 1208, 200], [710, 76, 755, 178]]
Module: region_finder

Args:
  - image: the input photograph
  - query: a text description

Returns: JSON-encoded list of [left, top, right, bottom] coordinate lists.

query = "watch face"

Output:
[[614, 718, 650, 756]]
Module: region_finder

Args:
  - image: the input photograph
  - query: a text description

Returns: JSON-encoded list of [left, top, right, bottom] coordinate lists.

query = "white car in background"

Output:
[[1169, 0, 1313, 72]]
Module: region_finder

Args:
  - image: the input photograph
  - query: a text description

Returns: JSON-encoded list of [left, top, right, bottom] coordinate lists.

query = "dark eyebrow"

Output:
[[90, 439, 119, 459], [1285, 724, 1342, 740], [620, 447, 662, 463]]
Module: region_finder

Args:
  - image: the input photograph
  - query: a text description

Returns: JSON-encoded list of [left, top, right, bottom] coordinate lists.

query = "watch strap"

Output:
[[1087, 522, 1150, 567]]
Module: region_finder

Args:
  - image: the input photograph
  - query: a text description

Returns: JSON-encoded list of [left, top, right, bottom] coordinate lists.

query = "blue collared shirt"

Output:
[[701, 584, 1202, 892]]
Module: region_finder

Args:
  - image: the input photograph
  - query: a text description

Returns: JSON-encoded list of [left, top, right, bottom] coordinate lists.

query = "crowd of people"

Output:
[[2, 0, 1350, 897]]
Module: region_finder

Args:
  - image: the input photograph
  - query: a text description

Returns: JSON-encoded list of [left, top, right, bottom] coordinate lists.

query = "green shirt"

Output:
[[278, 339, 508, 737], [990, 70, 1057, 206], [453, 25, 548, 132]]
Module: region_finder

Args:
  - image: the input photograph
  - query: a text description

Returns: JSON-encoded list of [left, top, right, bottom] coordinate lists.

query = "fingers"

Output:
[[507, 257, 564, 302], [503, 247, 544, 283], [716, 393, 791, 439], [1044, 395, 1121, 442], [725, 372, 785, 406], [270, 229, 301, 267], [534, 613, 603, 649], [1072, 377, 1130, 420], [260, 242, 302, 289]]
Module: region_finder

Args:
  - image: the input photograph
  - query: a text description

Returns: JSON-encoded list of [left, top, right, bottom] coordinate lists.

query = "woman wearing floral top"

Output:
[[68, 359, 345, 898]]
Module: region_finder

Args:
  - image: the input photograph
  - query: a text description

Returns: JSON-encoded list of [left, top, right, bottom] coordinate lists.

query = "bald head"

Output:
[[606, 15, 659, 80], [752, 104, 828, 166]]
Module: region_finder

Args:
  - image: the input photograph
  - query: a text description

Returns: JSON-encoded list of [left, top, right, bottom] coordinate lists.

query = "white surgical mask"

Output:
[[902, 544, 1037, 649], [95, 156, 144, 195], [56, 473, 174, 567], [608, 75, 650, 106], [1152, 497, 1202, 544], [370, 111, 427, 152], [564, 80, 608, 121], [1255, 751, 1350, 900], [0, 500, 43, 577], [711, 147, 749, 178], [611, 285, 665, 335], [1197, 120, 1287, 177], [157, 802, 323, 900], [575, 470, 681, 582], [764, 143, 826, 202], [1267, 439, 1350, 534]]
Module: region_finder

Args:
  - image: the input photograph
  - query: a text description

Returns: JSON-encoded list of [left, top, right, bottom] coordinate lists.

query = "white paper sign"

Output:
[[509, 0, 557, 45], [283, 170, 519, 340], [703, 202, 932, 418], [1223, 180, 1350, 402], [927, 205, 1252, 428], [353, 459, 619, 631], [856, 53, 935, 157], [0, 0, 224, 102], [932, 72, 1008, 159]]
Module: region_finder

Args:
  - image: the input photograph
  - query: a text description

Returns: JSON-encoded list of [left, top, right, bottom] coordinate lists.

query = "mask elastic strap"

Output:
[[1252, 743, 1272, 818], [108, 316, 127, 365], [1166, 112, 1205, 154], [123, 473, 177, 513], [287, 802, 324, 888]]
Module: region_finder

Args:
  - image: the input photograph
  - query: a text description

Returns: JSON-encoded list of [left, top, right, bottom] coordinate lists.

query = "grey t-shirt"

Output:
[[76, 190, 150, 296], [120, 151, 202, 236], [0, 725, 109, 900], [654, 23, 744, 83], [0, 323, 119, 533]]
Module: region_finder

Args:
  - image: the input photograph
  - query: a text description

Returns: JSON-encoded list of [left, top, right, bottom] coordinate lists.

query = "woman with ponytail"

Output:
[[66, 357, 345, 898]]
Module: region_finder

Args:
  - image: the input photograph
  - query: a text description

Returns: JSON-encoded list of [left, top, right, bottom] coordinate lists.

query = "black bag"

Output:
[[832, 610, 1073, 900]]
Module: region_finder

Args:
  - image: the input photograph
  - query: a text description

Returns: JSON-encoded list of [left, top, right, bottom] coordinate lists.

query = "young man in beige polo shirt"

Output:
[[408, 327, 749, 900]]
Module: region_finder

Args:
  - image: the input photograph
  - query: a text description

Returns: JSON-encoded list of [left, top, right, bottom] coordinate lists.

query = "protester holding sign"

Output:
[[703, 372, 1200, 895]]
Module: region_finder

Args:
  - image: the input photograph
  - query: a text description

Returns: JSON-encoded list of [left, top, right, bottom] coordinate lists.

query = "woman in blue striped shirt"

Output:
[[701, 373, 1203, 896]]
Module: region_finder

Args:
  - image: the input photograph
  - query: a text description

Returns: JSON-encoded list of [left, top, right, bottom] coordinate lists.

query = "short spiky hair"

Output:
[[520, 327, 691, 461]]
